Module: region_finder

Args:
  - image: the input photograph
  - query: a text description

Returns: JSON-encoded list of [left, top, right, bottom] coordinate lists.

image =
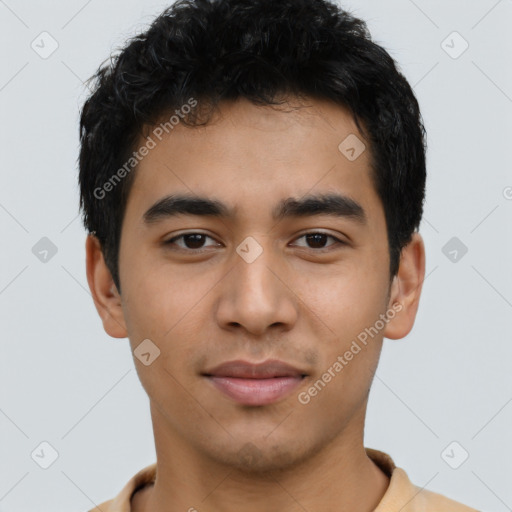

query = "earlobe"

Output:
[[383, 232, 426, 340], [85, 235, 128, 339]]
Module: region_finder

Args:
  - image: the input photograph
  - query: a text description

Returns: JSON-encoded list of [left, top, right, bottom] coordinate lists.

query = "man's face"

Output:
[[115, 97, 396, 471]]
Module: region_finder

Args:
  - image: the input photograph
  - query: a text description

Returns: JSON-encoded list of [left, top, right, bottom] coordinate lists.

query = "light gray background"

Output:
[[1, 1, 511, 511]]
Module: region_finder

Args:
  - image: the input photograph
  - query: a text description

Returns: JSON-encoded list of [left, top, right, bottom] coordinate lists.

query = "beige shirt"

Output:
[[88, 448, 479, 512]]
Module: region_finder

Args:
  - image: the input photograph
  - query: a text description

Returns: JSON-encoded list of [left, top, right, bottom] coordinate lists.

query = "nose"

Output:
[[214, 241, 298, 337]]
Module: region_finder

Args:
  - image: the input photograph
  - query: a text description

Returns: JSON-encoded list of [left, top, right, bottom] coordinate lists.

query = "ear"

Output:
[[85, 234, 127, 338], [383, 232, 426, 340]]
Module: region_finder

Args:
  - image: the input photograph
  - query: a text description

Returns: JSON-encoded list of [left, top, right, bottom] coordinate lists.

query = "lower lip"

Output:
[[206, 375, 305, 406]]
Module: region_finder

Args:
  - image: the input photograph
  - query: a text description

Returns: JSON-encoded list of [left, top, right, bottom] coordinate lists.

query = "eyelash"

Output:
[[163, 231, 346, 253]]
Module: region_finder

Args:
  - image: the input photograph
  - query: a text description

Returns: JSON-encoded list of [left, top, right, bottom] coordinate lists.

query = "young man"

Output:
[[80, 0, 478, 510]]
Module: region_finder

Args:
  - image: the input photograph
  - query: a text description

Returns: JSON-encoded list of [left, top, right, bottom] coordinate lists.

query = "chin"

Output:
[[203, 436, 321, 475]]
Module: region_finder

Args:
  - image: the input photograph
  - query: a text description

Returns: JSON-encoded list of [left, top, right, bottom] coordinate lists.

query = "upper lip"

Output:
[[202, 359, 307, 379]]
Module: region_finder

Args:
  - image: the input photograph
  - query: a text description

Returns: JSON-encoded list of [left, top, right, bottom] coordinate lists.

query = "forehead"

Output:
[[124, 96, 383, 228]]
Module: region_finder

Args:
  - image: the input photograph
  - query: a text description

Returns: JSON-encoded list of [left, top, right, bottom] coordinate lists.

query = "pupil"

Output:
[[185, 234, 205, 249], [307, 233, 326, 248]]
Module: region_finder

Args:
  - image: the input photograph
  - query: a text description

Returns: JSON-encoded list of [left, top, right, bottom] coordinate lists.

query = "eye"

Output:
[[291, 231, 345, 251], [164, 233, 220, 251], [163, 231, 346, 253]]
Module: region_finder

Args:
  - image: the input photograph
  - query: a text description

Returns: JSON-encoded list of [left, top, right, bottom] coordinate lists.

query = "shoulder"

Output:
[[412, 484, 479, 511], [366, 448, 479, 512], [86, 462, 157, 512]]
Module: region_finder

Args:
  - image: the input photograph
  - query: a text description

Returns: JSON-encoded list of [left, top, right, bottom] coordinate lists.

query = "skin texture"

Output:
[[86, 96, 425, 512]]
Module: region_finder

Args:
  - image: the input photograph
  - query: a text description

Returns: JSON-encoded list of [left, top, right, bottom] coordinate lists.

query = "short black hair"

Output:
[[78, 0, 426, 292]]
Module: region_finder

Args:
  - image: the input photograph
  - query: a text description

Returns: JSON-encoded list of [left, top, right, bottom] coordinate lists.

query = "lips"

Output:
[[202, 359, 308, 406], [203, 359, 307, 379]]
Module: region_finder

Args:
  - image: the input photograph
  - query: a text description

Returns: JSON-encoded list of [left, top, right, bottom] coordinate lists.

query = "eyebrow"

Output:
[[143, 193, 367, 225]]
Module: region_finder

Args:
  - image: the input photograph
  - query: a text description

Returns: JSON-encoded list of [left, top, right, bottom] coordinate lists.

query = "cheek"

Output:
[[297, 271, 387, 414], [120, 259, 220, 382], [121, 254, 208, 335], [299, 262, 389, 340]]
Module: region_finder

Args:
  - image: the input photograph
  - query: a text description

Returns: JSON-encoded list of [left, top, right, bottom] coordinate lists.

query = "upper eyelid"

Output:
[[165, 232, 219, 243]]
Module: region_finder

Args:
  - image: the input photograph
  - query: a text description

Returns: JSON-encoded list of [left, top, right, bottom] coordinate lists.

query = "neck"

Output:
[[137, 402, 390, 512]]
